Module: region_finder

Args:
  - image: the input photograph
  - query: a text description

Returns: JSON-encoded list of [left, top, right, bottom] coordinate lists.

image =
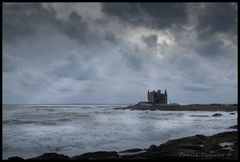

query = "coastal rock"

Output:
[[195, 134, 208, 140], [119, 132, 237, 159], [159, 134, 207, 149], [229, 125, 237, 129], [119, 148, 143, 153], [205, 131, 237, 150], [70, 151, 119, 160], [8, 156, 24, 160], [148, 131, 237, 159], [191, 115, 209, 117], [212, 113, 222, 117], [147, 145, 158, 152], [229, 112, 235, 115], [27, 153, 69, 160], [115, 104, 237, 111]]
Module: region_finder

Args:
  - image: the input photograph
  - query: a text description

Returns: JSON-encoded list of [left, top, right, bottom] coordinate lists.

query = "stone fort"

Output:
[[147, 89, 167, 104]]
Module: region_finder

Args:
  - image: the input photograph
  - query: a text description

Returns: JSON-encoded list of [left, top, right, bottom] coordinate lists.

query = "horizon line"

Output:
[[2, 102, 238, 105]]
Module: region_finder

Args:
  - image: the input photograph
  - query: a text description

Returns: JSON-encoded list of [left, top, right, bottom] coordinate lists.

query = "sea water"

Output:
[[2, 104, 237, 159]]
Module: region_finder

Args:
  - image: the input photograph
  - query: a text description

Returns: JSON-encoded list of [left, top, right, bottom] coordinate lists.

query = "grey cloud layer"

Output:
[[3, 3, 58, 43], [3, 3, 101, 46], [101, 3, 188, 30], [3, 3, 237, 104], [195, 3, 237, 40], [141, 34, 158, 48], [102, 3, 237, 39], [102, 3, 237, 57]]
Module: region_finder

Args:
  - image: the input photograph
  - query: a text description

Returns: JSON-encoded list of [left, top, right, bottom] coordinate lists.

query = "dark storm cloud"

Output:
[[3, 3, 58, 44], [101, 3, 237, 58], [101, 3, 188, 29], [3, 3, 97, 46], [104, 31, 118, 44], [190, 3, 237, 58], [141, 34, 158, 48], [195, 3, 237, 41], [58, 11, 97, 45], [102, 3, 237, 40]]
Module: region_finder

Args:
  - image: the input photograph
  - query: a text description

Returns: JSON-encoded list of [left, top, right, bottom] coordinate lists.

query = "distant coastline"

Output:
[[114, 102, 238, 111]]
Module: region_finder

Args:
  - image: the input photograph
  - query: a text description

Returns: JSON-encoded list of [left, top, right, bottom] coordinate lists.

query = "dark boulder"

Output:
[[8, 156, 24, 160], [229, 125, 237, 129], [27, 153, 69, 160], [195, 134, 208, 141], [147, 145, 158, 152], [212, 113, 222, 117], [191, 115, 209, 117], [70, 151, 119, 160], [119, 148, 143, 153]]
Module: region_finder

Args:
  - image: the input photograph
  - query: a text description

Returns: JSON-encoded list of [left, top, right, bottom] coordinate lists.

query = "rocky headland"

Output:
[[8, 129, 238, 160], [114, 103, 238, 111]]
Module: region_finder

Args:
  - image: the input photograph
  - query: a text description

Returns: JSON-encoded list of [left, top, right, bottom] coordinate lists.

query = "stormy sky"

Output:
[[3, 3, 237, 104]]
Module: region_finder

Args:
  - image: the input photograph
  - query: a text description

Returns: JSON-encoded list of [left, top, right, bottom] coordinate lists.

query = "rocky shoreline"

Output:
[[114, 103, 238, 111], [8, 128, 238, 160]]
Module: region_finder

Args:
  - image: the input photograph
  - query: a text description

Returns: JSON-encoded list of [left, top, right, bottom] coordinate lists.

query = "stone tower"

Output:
[[164, 89, 168, 104], [147, 89, 168, 104]]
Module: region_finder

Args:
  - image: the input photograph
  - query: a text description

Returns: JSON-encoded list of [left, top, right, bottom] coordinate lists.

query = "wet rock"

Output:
[[191, 115, 209, 117], [114, 104, 237, 111], [229, 125, 237, 129], [147, 145, 158, 152], [27, 153, 69, 160], [8, 156, 24, 160], [229, 112, 235, 115], [70, 151, 119, 160], [176, 144, 204, 151], [195, 134, 208, 141], [119, 148, 143, 153], [212, 113, 222, 117], [155, 131, 237, 159], [204, 131, 238, 152], [159, 135, 205, 149]]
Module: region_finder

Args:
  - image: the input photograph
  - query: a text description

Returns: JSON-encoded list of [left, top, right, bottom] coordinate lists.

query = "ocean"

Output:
[[2, 104, 237, 159]]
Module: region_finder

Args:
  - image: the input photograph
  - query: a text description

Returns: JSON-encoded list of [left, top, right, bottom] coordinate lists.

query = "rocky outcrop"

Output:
[[119, 148, 143, 153], [229, 125, 238, 129], [27, 153, 69, 160], [120, 131, 238, 159], [212, 113, 222, 117], [147, 145, 158, 152], [70, 151, 119, 160], [8, 156, 24, 160], [114, 104, 237, 111], [190, 115, 209, 117]]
